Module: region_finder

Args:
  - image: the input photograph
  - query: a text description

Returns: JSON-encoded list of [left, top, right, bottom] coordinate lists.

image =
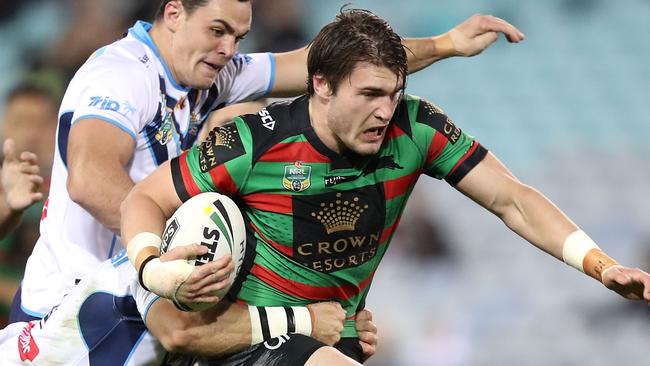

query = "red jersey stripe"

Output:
[[250, 221, 293, 257], [385, 123, 406, 140], [180, 154, 202, 197], [208, 164, 238, 196], [448, 141, 479, 176], [384, 171, 420, 200], [380, 218, 401, 244], [244, 192, 293, 214], [426, 132, 448, 166], [250, 264, 375, 301], [259, 142, 329, 163]]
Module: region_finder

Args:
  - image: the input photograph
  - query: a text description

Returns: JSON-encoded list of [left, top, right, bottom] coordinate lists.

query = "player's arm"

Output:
[[146, 298, 353, 355], [66, 119, 136, 235], [268, 14, 524, 97], [0, 139, 44, 238], [201, 100, 268, 140], [404, 14, 524, 73], [120, 160, 231, 304], [454, 152, 650, 303]]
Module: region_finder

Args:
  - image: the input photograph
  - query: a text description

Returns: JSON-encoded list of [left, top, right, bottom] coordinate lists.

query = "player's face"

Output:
[[325, 63, 403, 156], [171, 0, 251, 89]]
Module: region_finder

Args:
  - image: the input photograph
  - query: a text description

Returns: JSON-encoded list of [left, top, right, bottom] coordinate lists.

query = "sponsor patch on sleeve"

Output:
[[198, 124, 246, 172], [416, 100, 461, 144]]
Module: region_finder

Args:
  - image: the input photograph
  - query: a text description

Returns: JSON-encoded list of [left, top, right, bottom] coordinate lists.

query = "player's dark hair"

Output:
[[156, 0, 249, 19], [307, 8, 407, 96]]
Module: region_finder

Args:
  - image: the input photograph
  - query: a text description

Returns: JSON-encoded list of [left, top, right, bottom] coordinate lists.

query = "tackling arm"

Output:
[[268, 14, 524, 96], [66, 119, 136, 235]]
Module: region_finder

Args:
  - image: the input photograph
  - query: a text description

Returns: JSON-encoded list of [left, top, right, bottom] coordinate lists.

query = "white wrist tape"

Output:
[[248, 306, 312, 345], [141, 257, 194, 299], [562, 230, 599, 272], [126, 232, 163, 268]]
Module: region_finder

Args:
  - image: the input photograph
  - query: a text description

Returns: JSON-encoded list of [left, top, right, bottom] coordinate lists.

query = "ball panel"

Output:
[[161, 192, 246, 311]]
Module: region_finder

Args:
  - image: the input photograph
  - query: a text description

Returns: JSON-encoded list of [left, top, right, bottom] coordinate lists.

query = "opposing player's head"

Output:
[[154, 0, 251, 89], [307, 9, 407, 156]]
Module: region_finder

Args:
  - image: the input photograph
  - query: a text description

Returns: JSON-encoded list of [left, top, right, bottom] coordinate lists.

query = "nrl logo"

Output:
[[282, 161, 312, 192]]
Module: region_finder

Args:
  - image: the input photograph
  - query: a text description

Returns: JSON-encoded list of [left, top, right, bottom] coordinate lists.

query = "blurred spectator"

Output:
[[249, 0, 308, 52], [43, 0, 149, 81], [0, 80, 59, 326]]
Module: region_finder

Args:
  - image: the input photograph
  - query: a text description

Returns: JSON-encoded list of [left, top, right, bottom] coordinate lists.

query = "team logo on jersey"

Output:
[[293, 186, 385, 273], [18, 321, 40, 361], [156, 107, 174, 145], [198, 124, 245, 172], [282, 161, 312, 192], [417, 100, 461, 144]]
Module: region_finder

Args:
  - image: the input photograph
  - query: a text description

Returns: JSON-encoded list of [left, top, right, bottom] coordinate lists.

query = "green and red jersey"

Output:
[[170, 94, 487, 337]]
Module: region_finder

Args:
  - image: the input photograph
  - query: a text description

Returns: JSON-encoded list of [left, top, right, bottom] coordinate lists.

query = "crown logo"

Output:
[[311, 193, 368, 234], [421, 101, 444, 116], [210, 127, 236, 149]]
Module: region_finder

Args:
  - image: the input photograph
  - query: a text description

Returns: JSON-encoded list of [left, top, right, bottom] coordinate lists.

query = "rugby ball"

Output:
[[160, 192, 246, 311]]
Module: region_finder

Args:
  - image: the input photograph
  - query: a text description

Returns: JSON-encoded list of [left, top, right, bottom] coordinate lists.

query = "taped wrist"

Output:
[[141, 257, 194, 298], [562, 230, 618, 282], [248, 306, 312, 345], [126, 232, 163, 269]]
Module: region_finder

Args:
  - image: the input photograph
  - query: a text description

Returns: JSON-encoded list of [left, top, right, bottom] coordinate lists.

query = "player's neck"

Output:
[[308, 97, 342, 154], [149, 23, 181, 85]]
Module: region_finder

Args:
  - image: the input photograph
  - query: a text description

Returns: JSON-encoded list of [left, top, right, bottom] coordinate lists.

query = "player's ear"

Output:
[[163, 0, 184, 33], [312, 74, 333, 100]]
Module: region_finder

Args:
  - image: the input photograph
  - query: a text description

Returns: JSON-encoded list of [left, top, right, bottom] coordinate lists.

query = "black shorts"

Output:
[[163, 335, 363, 366]]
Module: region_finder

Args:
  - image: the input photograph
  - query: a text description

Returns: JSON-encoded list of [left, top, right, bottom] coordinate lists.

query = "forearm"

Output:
[[495, 183, 578, 260], [268, 46, 309, 97], [153, 300, 251, 356], [121, 186, 170, 269], [403, 35, 455, 73]]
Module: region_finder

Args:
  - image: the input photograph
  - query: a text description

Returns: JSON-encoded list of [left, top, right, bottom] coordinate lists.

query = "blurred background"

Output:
[[0, 0, 648, 365]]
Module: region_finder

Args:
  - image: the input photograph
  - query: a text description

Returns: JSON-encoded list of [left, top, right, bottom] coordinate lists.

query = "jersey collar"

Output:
[[128, 21, 191, 93], [293, 96, 370, 171]]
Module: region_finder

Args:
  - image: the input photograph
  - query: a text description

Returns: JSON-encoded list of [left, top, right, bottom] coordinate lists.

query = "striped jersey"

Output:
[[21, 20, 274, 317], [171, 94, 487, 337], [0, 250, 163, 365]]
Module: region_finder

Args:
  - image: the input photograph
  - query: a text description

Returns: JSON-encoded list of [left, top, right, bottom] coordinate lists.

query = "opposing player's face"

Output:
[[172, 0, 251, 89], [326, 63, 403, 156]]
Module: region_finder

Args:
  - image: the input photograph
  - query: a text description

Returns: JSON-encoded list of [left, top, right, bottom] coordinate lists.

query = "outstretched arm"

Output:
[[0, 139, 44, 238], [269, 14, 524, 97], [404, 14, 525, 73], [455, 152, 650, 305]]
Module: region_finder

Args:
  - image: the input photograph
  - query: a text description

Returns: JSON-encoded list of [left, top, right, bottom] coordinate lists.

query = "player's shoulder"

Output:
[[234, 97, 308, 163], [238, 97, 305, 139], [77, 37, 156, 84]]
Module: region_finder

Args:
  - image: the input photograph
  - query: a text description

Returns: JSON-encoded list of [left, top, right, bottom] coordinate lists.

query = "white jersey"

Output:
[[0, 250, 164, 365], [21, 20, 274, 316]]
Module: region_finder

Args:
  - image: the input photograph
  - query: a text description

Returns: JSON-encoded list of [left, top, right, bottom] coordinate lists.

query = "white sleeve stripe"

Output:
[[264, 52, 276, 96], [72, 114, 138, 141]]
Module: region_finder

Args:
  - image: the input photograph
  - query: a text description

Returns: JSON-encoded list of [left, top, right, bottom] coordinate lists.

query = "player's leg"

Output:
[[199, 333, 363, 365], [305, 346, 362, 365]]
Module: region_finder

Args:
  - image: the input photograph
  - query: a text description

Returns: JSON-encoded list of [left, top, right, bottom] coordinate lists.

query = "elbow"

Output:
[[159, 330, 194, 353], [67, 170, 90, 206], [156, 319, 195, 353]]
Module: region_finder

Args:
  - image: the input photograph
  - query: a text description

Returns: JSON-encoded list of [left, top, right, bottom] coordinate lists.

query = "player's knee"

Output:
[[305, 346, 362, 366]]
